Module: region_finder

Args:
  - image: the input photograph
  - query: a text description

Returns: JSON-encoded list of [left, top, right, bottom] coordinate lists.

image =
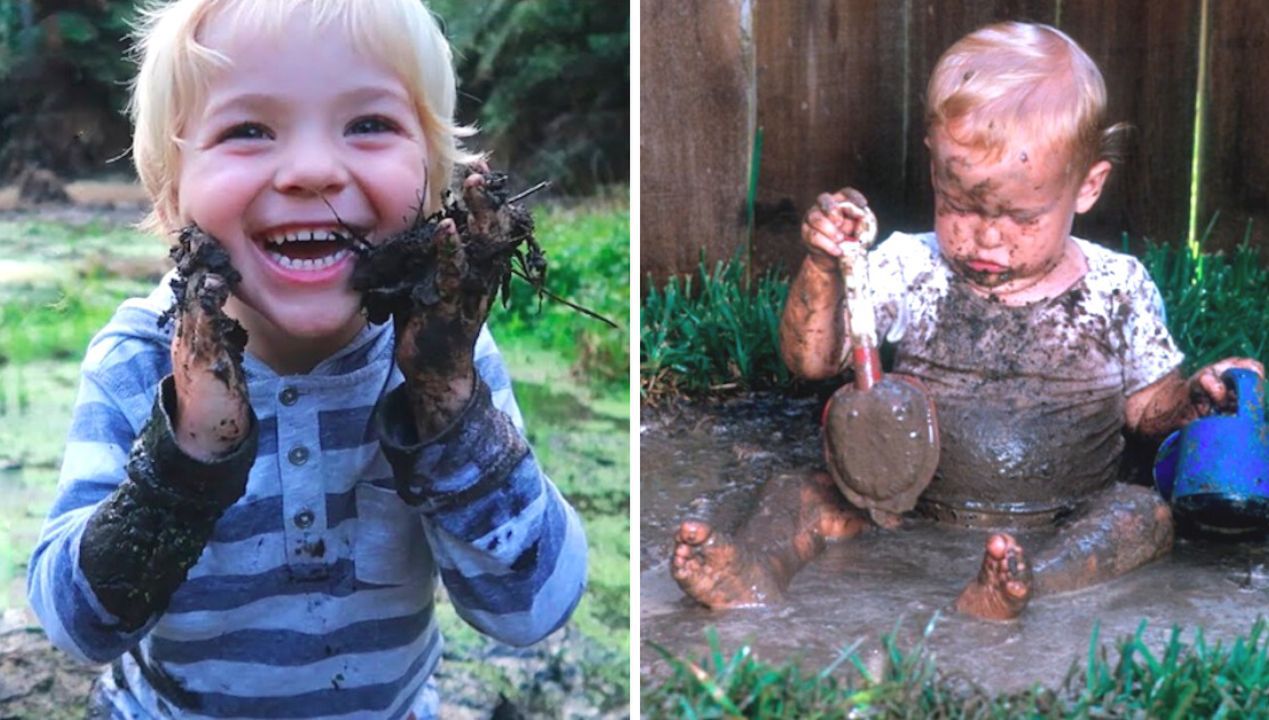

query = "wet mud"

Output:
[[641, 394, 1269, 691], [350, 170, 542, 333], [823, 376, 939, 522], [898, 277, 1127, 523], [158, 226, 248, 387]]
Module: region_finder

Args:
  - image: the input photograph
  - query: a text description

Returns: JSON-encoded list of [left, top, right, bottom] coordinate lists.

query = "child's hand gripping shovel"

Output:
[[821, 199, 940, 528]]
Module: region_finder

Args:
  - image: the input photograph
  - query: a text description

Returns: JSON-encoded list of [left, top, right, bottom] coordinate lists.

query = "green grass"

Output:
[[641, 258, 790, 401], [0, 220, 160, 364], [489, 198, 630, 388], [1137, 227, 1269, 373], [641, 227, 1269, 401], [645, 617, 1269, 718]]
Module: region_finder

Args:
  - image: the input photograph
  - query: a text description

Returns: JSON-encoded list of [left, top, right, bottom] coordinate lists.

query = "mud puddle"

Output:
[[640, 393, 1269, 692]]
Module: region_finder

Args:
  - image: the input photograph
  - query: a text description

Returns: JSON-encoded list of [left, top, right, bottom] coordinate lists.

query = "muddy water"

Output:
[[640, 394, 1269, 692]]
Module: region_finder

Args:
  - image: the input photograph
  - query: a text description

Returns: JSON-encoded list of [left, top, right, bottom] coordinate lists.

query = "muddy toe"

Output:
[[956, 533, 1033, 621], [670, 522, 770, 608]]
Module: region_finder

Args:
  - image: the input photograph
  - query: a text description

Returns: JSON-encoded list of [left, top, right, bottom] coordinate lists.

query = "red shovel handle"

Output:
[[853, 346, 883, 391]]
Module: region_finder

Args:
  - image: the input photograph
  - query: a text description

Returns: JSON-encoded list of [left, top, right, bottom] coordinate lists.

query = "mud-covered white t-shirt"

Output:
[[858, 231, 1185, 522]]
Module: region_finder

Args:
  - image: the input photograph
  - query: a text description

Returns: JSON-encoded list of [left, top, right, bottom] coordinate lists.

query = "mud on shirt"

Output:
[[862, 232, 1185, 524]]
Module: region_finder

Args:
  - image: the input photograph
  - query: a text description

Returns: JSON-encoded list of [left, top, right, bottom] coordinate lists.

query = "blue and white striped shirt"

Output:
[[27, 274, 588, 719]]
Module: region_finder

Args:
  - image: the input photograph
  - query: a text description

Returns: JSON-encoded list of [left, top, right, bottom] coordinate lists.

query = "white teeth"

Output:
[[263, 229, 345, 246], [266, 248, 351, 271]]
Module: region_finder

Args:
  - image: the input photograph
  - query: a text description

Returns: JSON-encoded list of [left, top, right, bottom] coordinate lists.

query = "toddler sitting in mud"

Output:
[[27, 1, 586, 717], [672, 21, 1262, 620]]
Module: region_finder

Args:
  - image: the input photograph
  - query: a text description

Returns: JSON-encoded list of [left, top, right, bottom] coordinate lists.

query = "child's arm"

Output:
[[1115, 256, 1265, 437], [373, 170, 585, 646], [376, 327, 586, 646], [1125, 358, 1265, 439], [27, 247, 256, 663], [780, 188, 874, 379]]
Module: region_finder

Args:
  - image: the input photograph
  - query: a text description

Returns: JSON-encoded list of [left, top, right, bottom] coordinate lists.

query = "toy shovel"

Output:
[[822, 200, 939, 527]]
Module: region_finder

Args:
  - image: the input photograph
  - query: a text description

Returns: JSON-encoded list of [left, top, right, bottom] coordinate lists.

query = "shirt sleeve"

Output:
[[26, 359, 255, 664], [374, 325, 587, 647], [1118, 257, 1186, 396]]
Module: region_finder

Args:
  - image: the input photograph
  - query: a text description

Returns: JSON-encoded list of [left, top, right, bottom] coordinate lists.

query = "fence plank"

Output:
[[751, 1, 1069, 275], [750, 1, 900, 275], [641, 0, 1229, 282], [640, 1, 754, 283], [1200, 0, 1269, 255], [1060, 0, 1202, 252]]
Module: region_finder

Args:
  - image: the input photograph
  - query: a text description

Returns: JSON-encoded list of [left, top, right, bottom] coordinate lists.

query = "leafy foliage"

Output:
[[0, 0, 138, 178], [0, 0, 628, 191], [429, 0, 629, 195]]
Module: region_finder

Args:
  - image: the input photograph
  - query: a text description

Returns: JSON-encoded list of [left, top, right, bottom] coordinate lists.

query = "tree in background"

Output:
[[0, 0, 629, 196], [430, 0, 629, 195], [0, 0, 136, 180]]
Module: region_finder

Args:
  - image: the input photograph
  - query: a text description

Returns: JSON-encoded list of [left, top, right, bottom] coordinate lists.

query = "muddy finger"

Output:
[[839, 187, 869, 208]]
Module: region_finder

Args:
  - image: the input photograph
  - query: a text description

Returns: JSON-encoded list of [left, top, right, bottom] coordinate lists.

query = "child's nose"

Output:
[[975, 221, 1004, 249], [274, 138, 350, 197]]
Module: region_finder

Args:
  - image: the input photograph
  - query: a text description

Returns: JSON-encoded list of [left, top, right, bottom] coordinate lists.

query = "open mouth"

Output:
[[257, 229, 356, 271]]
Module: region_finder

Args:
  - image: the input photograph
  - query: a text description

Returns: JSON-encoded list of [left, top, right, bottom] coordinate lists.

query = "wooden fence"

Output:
[[640, 0, 1269, 283]]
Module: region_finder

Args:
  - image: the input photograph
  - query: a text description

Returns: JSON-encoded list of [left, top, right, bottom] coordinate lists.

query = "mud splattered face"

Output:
[[175, 7, 429, 370], [928, 125, 1108, 302]]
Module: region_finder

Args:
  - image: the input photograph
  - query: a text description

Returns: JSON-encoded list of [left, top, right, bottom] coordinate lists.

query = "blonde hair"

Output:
[[926, 21, 1129, 179], [129, 0, 478, 235]]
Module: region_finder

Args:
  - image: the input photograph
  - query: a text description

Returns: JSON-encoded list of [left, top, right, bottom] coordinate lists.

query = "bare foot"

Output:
[[955, 533, 1033, 620], [671, 520, 781, 608]]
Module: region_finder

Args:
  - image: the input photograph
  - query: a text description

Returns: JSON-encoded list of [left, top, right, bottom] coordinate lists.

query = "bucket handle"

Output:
[[1223, 367, 1265, 421]]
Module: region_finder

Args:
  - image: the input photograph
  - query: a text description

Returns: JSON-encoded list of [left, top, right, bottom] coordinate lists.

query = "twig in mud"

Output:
[[347, 170, 617, 329]]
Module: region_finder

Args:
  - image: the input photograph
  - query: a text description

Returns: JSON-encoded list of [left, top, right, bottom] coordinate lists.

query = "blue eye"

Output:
[[218, 122, 272, 142], [347, 116, 399, 135]]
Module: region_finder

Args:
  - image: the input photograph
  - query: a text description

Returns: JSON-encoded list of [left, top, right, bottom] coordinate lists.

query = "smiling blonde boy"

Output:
[[27, 1, 586, 717]]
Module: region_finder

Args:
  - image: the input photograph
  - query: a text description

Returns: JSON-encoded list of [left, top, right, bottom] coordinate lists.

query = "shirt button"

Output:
[[279, 387, 299, 406], [293, 509, 315, 529], [288, 446, 310, 466]]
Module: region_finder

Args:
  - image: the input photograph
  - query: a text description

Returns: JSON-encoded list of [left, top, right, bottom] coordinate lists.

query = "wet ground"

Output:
[[640, 393, 1269, 692]]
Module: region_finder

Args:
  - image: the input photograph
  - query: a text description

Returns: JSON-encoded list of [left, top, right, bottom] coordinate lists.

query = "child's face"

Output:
[[928, 124, 1108, 298], [176, 9, 429, 361]]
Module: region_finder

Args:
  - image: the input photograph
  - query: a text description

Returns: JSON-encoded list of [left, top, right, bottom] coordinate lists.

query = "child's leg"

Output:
[[672, 471, 871, 608], [956, 483, 1173, 620]]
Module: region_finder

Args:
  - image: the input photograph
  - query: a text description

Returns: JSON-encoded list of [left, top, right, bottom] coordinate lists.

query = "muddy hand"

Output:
[[395, 174, 502, 434], [168, 227, 251, 462], [801, 187, 874, 272], [1188, 357, 1265, 415]]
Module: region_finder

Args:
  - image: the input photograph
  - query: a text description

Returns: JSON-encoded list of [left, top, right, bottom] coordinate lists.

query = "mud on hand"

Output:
[[159, 226, 252, 459], [351, 168, 542, 395]]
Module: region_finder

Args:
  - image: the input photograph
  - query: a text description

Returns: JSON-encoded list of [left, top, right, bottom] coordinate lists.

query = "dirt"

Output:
[[894, 275, 1129, 523], [0, 609, 98, 720], [159, 226, 249, 387], [823, 375, 939, 523], [351, 170, 543, 333], [640, 393, 1269, 692]]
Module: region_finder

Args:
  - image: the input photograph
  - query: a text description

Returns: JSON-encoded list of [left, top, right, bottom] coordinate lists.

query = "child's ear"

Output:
[[1074, 160, 1112, 214]]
